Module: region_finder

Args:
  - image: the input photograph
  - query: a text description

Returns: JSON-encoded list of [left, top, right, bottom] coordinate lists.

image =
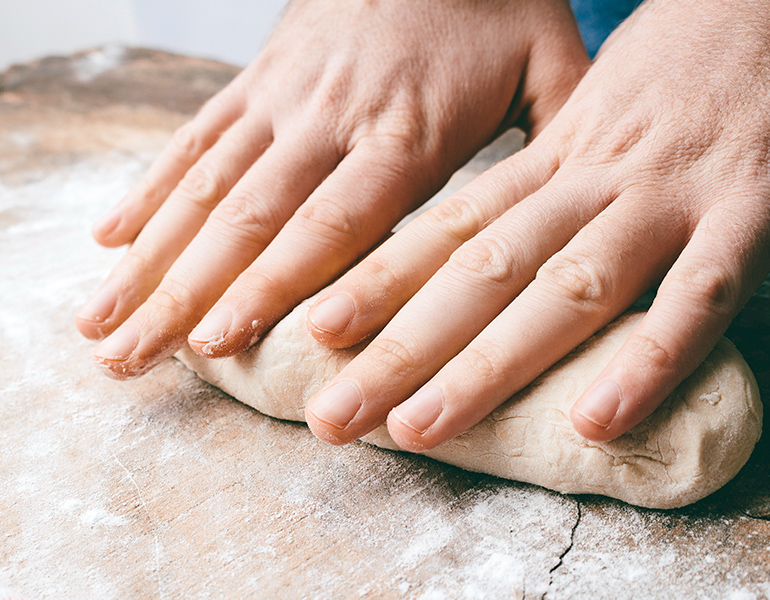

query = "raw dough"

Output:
[[177, 304, 762, 509]]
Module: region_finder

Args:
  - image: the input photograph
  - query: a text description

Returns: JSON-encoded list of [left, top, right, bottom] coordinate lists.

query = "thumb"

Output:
[[516, 10, 590, 139]]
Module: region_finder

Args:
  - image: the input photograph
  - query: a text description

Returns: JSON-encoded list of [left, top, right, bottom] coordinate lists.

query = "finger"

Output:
[[303, 166, 607, 446], [385, 190, 688, 452], [91, 124, 342, 378], [92, 81, 248, 247], [571, 208, 770, 441], [305, 139, 559, 349], [187, 135, 440, 357], [76, 114, 272, 340]]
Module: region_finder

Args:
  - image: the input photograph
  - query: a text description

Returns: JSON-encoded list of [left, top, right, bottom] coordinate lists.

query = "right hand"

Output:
[[76, 0, 589, 379]]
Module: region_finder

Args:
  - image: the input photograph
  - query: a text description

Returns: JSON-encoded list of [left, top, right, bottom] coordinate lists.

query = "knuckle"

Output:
[[171, 122, 205, 160], [351, 110, 428, 166], [604, 114, 652, 159], [174, 166, 224, 211], [668, 260, 735, 316], [316, 77, 348, 114], [536, 252, 612, 309], [448, 237, 516, 285], [293, 198, 357, 244], [355, 256, 402, 298], [131, 178, 162, 209], [309, 68, 354, 129], [461, 342, 508, 385], [236, 269, 282, 300], [365, 334, 427, 376], [211, 193, 281, 248], [148, 279, 198, 316], [624, 330, 677, 373], [422, 195, 486, 243], [121, 247, 154, 275], [373, 110, 426, 150], [653, 117, 718, 175]]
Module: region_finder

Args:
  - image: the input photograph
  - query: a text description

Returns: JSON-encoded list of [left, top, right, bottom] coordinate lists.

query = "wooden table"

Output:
[[1, 47, 768, 599]]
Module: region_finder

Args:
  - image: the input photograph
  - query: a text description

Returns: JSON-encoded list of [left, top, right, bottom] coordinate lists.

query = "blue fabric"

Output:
[[570, 0, 644, 58]]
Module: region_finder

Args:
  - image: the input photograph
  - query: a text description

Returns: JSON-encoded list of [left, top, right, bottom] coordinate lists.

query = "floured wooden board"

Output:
[[1, 47, 769, 599]]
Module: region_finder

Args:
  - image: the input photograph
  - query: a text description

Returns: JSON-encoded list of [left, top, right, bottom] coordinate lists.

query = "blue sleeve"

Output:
[[569, 0, 644, 58]]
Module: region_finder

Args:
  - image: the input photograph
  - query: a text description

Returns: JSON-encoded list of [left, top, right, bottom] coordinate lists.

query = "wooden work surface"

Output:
[[1, 48, 769, 599]]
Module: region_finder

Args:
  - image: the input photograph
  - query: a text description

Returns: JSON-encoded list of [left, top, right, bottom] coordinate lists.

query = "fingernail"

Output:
[[93, 208, 121, 237], [307, 381, 362, 429], [94, 325, 140, 361], [391, 386, 444, 434], [189, 308, 232, 345], [308, 295, 355, 336], [77, 286, 117, 323], [573, 380, 622, 428]]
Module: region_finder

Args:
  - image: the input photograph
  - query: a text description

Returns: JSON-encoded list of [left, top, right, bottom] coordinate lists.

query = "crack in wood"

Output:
[[541, 499, 581, 600]]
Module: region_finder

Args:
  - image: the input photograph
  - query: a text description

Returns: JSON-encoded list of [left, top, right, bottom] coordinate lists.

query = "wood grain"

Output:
[[1, 47, 768, 599]]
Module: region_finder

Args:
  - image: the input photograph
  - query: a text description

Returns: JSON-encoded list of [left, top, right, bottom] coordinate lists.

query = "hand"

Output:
[[303, 0, 770, 449], [75, 0, 588, 379]]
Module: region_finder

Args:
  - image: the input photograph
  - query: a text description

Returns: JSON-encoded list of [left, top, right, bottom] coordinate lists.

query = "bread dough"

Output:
[[176, 304, 762, 509]]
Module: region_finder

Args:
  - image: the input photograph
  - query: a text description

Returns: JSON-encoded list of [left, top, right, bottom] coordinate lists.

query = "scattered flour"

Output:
[[71, 46, 127, 83], [2, 111, 768, 600]]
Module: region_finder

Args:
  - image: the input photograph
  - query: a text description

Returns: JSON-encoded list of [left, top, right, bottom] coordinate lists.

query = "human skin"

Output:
[[77, 0, 770, 450], [302, 0, 770, 449], [75, 0, 588, 371]]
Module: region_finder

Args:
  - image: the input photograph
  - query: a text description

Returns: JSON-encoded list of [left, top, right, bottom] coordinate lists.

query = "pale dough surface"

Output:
[[177, 304, 762, 509]]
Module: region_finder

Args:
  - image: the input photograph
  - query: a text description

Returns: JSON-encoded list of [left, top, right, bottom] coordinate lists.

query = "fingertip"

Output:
[[188, 307, 233, 356], [74, 314, 111, 340], [91, 209, 126, 247], [187, 338, 249, 359], [188, 338, 222, 358], [570, 379, 624, 441], [93, 355, 154, 381], [307, 295, 381, 350], [386, 413, 435, 453], [305, 407, 354, 446], [188, 308, 265, 358], [93, 236, 129, 249], [76, 285, 119, 339], [187, 335, 256, 359], [307, 322, 371, 349], [305, 414, 349, 446], [91, 324, 145, 379], [307, 326, 365, 349], [304, 381, 362, 446], [387, 386, 445, 452], [93, 358, 134, 381], [307, 293, 355, 338], [569, 408, 621, 442]]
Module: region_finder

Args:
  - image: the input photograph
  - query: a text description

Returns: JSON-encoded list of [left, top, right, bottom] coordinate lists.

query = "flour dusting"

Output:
[[3, 63, 769, 600], [71, 46, 127, 83]]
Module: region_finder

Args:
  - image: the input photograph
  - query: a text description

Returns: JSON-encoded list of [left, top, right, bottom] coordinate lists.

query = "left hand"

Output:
[[303, 0, 770, 449], [75, 0, 587, 379]]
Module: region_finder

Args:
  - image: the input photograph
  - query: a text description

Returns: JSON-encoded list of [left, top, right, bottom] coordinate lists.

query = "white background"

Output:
[[0, 0, 288, 71]]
